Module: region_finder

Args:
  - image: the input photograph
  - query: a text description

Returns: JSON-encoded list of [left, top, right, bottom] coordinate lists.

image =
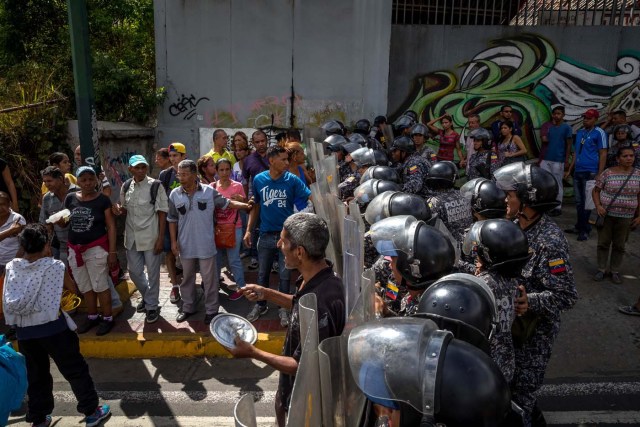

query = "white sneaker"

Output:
[[278, 308, 290, 327], [247, 304, 268, 322]]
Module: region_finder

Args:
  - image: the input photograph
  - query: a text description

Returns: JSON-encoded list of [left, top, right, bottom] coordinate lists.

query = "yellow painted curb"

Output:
[[77, 331, 287, 358]]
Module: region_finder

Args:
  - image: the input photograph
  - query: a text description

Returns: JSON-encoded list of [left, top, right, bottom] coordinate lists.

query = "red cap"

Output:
[[582, 109, 600, 119]]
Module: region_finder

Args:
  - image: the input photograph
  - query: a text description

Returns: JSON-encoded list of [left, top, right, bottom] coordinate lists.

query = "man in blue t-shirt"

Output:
[[565, 108, 608, 241], [539, 105, 573, 216], [243, 145, 311, 324]]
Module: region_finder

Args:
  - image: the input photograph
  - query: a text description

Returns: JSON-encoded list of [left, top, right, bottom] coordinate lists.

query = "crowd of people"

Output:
[[1, 104, 640, 426]]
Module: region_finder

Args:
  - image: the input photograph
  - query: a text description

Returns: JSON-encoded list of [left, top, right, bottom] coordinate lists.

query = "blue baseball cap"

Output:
[[76, 166, 96, 178], [129, 155, 149, 167]]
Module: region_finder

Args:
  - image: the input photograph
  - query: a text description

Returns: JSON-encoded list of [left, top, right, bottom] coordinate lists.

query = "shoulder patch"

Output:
[[548, 258, 567, 275], [408, 165, 419, 175]]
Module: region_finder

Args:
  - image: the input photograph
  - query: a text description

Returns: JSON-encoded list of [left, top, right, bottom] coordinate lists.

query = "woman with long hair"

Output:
[[197, 155, 217, 185], [41, 152, 76, 196], [427, 114, 465, 166], [497, 120, 528, 166]]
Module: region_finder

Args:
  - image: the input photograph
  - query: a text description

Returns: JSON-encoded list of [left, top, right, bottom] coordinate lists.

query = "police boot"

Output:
[[531, 403, 547, 427]]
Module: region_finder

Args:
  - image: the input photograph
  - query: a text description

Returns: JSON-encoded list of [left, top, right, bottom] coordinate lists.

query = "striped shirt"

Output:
[[595, 168, 640, 218]]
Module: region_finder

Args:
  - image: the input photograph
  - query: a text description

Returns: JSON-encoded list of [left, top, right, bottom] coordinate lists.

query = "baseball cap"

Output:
[[582, 109, 600, 119], [168, 142, 186, 154], [128, 155, 148, 167], [76, 166, 96, 178]]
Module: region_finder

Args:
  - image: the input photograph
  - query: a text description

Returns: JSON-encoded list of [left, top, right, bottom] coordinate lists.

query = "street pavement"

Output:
[[6, 201, 640, 426]]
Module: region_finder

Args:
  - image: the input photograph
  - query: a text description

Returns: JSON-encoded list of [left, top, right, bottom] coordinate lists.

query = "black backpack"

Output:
[[121, 178, 162, 205]]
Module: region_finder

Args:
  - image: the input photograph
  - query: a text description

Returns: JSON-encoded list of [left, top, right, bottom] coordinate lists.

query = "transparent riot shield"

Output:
[[323, 193, 344, 276], [343, 216, 363, 317], [318, 271, 376, 427], [233, 393, 257, 427], [287, 293, 322, 426], [321, 155, 339, 196]]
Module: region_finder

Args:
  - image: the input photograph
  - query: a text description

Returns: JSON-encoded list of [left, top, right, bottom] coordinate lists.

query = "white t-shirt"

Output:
[[0, 210, 27, 265]]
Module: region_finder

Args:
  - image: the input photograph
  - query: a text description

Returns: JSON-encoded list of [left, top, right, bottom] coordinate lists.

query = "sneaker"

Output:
[[170, 287, 181, 304], [247, 304, 269, 322], [31, 415, 52, 427], [77, 316, 101, 334], [618, 305, 640, 316], [136, 300, 146, 313], [228, 290, 244, 301], [278, 308, 290, 327], [271, 261, 279, 274], [85, 404, 111, 427], [95, 319, 114, 336], [145, 309, 159, 324], [248, 258, 259, 270], [611, 272, 623, 284], [593, 270, 605, 281]]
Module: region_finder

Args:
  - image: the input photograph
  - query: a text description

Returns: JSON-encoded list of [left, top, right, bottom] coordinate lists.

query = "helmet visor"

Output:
[[493, 161, 526, 191], [354, 180, 379, 206], [368, 215, 419, 257], [364, 191, 395, 225], [351, 147, 375, 167], [460, 178, 487, 202], [462, 221, 483, 257]]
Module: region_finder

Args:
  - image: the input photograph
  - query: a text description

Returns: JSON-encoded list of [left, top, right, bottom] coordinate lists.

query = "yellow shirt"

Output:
[[41, 173, 77, 195], [206, 149, 237, 167]]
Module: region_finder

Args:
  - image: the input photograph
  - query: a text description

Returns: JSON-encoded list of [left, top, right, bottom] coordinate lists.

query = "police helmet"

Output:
[[462, 219, 531, 277], [426, 161, 457, 189], [410, 123, 429, 137], [351, 147, 388, 168], [354, 179, 402, 208], [393, 115, 416, 132], [347, 132, 367, 147], [374, 115, 387, 126], [460, 178, 506, 219], [354, 119, 371, 135], [417, 273, 498, 342], [324, 134, 349, 152], [364, 191, 433, 225], [341, 141, 362, 155], [404, 110, 419, 122], [390, 136, 416, 154], [469, 127, 493, 150], [368, 215, 455, 288], [494, 162, 559, 212], [348, 317, 512, 427], [360, 166, 401, 184], [321, 120, 345, 136]]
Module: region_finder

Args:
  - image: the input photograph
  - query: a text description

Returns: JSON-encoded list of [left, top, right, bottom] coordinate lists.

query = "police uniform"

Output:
[[363, 231, 379, 269], [338, 172, 361, 201], [398, 292, 422, 317], [478, 270, 517, 384], [373, 256, 407, 315], [338, 160, 352, 183], [400, 152, 432, 198], [467, 150, 499, 180], [416, 144, 438, 166], [427, 189, 473, 245], [512, 215, 578, 426]]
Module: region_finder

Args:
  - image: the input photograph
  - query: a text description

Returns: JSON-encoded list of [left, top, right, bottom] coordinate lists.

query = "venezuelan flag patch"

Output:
[[385, 282, 399, 300], [408, 165, 419, 175], [548, 258, 567, 275]]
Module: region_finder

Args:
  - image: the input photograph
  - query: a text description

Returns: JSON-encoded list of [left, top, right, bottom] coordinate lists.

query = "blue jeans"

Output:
[[256, 231, 290, 307], [574, 171, 597, 234], [216, 227, 246, 289]]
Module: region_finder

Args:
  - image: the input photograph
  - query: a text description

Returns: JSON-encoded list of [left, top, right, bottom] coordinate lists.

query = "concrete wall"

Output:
[[154, 0, 392, 155], [388, 26, 640, 154]]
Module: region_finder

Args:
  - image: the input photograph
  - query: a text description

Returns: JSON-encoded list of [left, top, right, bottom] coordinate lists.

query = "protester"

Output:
[[155, 148, 171, 173], [2, 223, 111, 427], [232, 132, 250, 186], [197, 154, 216, 185], [207, 129, 236, 166], [0, 191, 26, 275], [243, 146, 311, 325], [114, 155, 168, 323], [212, 158, 247, 301], [592, 145, 640, 284], [286, 141, 312, 187], [62, 166, 117, 336], [0, 157, 18, 212], [225, 213, 345, 427], [41, 152, 76, 196], [74, 146, 112, 198], [427, 113, 465, 165], [491, 104, 522, 143], [497, 120, 528, 165], [539, 106, 573, 216]]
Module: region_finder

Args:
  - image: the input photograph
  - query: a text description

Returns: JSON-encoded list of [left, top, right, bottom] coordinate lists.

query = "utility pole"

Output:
[[67, 0, 100, 170]]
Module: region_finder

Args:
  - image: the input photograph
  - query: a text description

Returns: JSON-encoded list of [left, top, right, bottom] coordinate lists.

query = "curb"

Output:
[[77, 330, 287, 358]]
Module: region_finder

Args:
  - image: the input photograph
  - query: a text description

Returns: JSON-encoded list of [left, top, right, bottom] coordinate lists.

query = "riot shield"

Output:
[[233, 393, 257, 427], [343, 216, 363, 318], [321, 155, 339, 196], [287, 293, 322, 427]]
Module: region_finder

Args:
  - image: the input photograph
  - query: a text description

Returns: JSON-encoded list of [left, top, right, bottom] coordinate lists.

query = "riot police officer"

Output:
[[390, 136, 432, 198], [494, 162, 578, 427], [466, 128, 499, 180], [339, 148, 389, 201], [392, 114, 415, 137], [360, 166, 400, 185], [410, 123, 437, 165], [321, 119, 346, 136], [460, 177, 507, 221]]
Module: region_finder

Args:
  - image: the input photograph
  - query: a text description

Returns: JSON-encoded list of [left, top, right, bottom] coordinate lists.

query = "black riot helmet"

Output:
[[321, 120, 345, 136], [462, 219, 532, 278], [364, 191, 433, 225], [351, 147, 389, 168], [374, 115, 387, 126], [354, 119, 371, 135], [341, 141, 362, 155], [460, 178, 507, 219], [468, 127, 493, 150], [354, 179, 402, 208], [368, 215, 455, 289], [348, 317, 512, 427], [404, 110, 419, 122], [393, 115, 416, 133], [347, 132, 367, 147], [416, 273, 498, 347], [390, 135, 416, 154], [426, 161, 457, 189], [494, 162, 559, 213], [410, 123, 429, 137], [360, 166, 401, 184], [324, 134, 349, 152]]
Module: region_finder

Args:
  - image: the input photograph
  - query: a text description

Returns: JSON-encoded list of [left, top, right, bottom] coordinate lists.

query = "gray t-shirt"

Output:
[[167, 183, 229, 259]]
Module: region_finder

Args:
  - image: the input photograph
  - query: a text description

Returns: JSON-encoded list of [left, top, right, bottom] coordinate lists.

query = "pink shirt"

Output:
[[212, 180, 245, 228]]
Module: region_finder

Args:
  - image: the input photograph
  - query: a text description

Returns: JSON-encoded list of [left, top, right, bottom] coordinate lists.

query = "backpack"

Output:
[[122, 178, 162, 205]]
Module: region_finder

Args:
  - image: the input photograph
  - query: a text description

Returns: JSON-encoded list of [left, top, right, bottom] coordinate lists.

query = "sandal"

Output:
[[618, 305, 640, 316]]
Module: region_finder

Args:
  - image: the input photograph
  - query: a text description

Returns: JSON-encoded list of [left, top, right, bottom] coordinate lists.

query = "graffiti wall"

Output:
[[389, 26, 640, 155]]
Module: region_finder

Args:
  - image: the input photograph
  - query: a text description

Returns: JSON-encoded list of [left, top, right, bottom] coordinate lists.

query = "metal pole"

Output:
[[67, 0, 100, 171]]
